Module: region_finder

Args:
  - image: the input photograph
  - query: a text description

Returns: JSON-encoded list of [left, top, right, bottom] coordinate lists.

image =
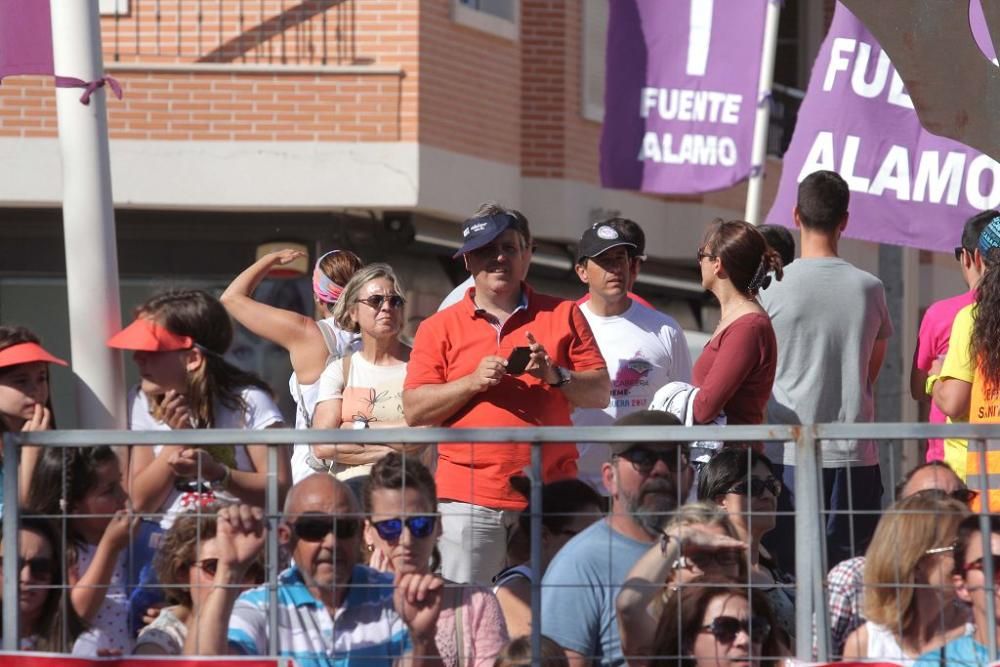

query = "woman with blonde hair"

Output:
[[842, 491, 972, 664], [313, 263, 424, 483], [616, 502, 747, 666]]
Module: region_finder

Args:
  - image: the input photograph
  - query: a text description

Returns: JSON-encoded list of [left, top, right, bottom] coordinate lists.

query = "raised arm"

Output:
[[220, 249, 330, 385], [69, 510, 137, 621]]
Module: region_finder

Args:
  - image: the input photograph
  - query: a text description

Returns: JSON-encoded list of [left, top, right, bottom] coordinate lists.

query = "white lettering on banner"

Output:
[[639, 87, 742, 124], [822, 37, 914, 108], [638, 132, 738, 166], [799, 131, 1000, 208], [686, 0, 714, 77]]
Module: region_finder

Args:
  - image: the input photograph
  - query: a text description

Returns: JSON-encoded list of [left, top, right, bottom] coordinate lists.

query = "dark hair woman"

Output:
[[692, 220, 782, 427]]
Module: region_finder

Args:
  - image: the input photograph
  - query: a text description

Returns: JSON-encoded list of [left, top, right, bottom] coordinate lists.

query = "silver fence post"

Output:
[[794, 426, 827, 660], [267, 443, 280, 656], [974, 438, 998, 662], [529, 440, 543, 664], [2, 433, 19, 650]]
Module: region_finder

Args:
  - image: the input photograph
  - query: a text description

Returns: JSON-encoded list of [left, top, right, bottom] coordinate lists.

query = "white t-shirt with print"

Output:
[[572, 300, 693, 488], [316, 353, 407, 426], [127, 385, 283, 528]]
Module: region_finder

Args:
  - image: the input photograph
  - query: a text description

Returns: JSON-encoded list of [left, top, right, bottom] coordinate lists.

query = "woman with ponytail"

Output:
[[109, 289, 291, 528], [220, 248, 363, 482], [692, 220, 782, 425]]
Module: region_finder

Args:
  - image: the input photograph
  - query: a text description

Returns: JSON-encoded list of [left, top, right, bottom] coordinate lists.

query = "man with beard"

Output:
[[541, 411, 692, 666]]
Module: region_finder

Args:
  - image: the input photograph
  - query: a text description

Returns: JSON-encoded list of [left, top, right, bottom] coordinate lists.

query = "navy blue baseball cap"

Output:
[[453, 213, 516, 258]]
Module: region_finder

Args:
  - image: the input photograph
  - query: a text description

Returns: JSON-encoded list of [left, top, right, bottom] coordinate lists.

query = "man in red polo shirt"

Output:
[[403, 203, 610, 585]]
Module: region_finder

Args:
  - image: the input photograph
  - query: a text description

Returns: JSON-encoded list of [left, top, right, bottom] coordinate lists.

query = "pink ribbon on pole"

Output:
[[54, 74, 123, 105]]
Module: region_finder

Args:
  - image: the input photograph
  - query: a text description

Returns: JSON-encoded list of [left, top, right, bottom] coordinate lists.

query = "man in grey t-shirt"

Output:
[[759, 170, 893, 571], [541, 411, 693, 666]]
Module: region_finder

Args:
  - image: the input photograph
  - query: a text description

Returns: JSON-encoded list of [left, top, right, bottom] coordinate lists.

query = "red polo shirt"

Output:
[[405, 284, 607, 509]]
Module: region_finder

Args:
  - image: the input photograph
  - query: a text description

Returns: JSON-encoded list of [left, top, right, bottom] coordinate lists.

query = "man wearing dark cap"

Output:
[[572, 220, 692, 489], [542, 411, 692, 666], [403, 202, 611, 585]]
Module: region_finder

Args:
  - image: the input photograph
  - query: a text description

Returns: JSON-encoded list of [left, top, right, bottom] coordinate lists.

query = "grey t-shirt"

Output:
[[758, 257, 893, 467], [540, 520, 650, 666]]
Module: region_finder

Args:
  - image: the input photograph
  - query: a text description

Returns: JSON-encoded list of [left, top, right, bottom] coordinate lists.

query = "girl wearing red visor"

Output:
[[220, 248, 363, 483], [108, 290, 291, 529], [0, 325, 67, 505]]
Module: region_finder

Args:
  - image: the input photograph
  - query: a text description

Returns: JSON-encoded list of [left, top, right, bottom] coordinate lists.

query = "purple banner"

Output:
[[765, 2, 1000, 252], [600, 0, 769, 194], [0, 0, 54, 81]]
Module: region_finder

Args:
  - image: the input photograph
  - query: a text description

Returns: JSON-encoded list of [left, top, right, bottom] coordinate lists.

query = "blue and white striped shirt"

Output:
[[228, 564, 411, 667]]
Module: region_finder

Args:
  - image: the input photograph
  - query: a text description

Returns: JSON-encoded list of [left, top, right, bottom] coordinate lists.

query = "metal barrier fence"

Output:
[[4, 422, 1000, 663]]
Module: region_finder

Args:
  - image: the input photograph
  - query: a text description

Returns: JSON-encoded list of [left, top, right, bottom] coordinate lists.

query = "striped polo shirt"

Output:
[[228, 564, 412, 667]]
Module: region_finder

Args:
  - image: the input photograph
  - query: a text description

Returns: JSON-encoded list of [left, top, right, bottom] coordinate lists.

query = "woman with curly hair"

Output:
[[933, 215, 1000, 509], [692, 220, 782, 427]]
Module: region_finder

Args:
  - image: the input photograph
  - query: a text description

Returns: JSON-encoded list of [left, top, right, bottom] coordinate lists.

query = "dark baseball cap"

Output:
[[577, 223, 637, 263], [453, 213, 517, 259]]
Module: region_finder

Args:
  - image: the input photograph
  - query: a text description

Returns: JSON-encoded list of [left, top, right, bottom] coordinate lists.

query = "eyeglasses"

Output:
[[726, 477, 782, 499], [372, 515, 437, 542], [699, 615, 771, 645], [696, 247, 717, 262], [964, 555, 1000, 584], [616, 447, 688, 474], [0, 557, 53, 580], [191, 558, 264, 583], [954, 246, 966, 261], [925, 544, 955, 556], [950, 488, 979, 505], [357, 294, 406, 310], [291, 514, 361, 542]]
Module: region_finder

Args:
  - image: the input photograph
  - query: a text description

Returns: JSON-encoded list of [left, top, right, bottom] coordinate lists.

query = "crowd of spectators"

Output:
[[0, 168, 999, 665]]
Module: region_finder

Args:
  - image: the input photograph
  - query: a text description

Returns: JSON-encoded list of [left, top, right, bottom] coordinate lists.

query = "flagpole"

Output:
[[49, 0, 126, 430], [744, 0, 782, 225]]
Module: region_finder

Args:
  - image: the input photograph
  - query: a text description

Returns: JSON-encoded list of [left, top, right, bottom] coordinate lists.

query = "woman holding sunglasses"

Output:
[[617, 503, 746, 666], [134, 504, 264, 655], [843, 491, 971, 664], [697, 449, 794, 644], [915, 514, 1000, 666], [651, 577, 782, 667], [0, 518, 85, 652], [363, 452, 509, 666], [313, 264, 425, 484]]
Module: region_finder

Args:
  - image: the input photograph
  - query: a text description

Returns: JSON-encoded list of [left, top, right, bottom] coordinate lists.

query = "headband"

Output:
[[979, 216, 1000, 255], [0, 342, 67, 369], [313, 250, 347, 305]]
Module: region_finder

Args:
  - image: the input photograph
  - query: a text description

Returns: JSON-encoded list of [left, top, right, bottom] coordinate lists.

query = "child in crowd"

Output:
[[493, 635, 569, 667], [0, 325, 66, 506], [220, 248, 363, 482], [26, 446, 157, 655], [108, 289, 291, 529]]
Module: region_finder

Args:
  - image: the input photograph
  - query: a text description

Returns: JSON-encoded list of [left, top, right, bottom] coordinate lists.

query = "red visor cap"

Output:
[[107, 318, 194, 352], [0, 342, 68, 369]]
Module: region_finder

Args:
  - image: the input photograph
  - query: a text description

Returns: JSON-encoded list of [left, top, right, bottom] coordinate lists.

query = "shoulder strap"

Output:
[[315, 318, 342, 356], [294, 379, 313, 428], [342, 350, 353, 386], [454, 587, 465, 667]]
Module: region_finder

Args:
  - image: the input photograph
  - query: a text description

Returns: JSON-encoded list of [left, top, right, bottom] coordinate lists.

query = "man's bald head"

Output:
[[898, 461, 963, 499], [284, 473, 360, 518]]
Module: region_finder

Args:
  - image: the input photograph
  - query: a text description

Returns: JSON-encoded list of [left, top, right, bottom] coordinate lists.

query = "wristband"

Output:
[[925, 373, 941, 396]]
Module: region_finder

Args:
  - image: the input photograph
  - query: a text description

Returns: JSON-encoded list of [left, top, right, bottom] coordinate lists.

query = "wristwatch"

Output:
[[548, 366, 572, 387]]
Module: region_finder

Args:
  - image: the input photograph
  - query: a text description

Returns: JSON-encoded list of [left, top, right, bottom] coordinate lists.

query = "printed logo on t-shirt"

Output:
[[610, 357, 653, 408]]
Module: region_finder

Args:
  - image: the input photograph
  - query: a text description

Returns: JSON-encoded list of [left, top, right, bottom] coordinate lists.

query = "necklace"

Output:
[[714, 298, 758, 332]]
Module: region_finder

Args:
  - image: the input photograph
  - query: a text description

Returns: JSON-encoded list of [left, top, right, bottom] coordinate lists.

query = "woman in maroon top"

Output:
[[693, 220, 782, 425]]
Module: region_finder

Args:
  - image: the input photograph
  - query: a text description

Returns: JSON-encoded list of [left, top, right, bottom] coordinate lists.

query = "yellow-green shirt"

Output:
[[939, 304, 975, 479]]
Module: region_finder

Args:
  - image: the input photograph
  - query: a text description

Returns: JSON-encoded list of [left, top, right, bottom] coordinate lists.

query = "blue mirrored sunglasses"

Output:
[[372, 515, 437, 541]]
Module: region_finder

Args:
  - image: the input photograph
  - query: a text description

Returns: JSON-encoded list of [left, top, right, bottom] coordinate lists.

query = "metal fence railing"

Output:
[[4, 422, 1000, 664]]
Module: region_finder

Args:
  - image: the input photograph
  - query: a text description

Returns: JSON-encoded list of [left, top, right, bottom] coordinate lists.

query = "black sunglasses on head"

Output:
[[950, 488, 978, 504], [372, 515, 437, 542], [617, 447, 687, 474], [700, 615, 771, 645], [291, 513, 360, 542], [954, 246, 966, 262], [726, 477, 782, 498]]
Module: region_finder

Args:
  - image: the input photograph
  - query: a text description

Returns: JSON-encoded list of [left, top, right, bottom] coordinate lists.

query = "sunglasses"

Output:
[[372, 515, 437, 542], [673, 549, 743, 572], [726, 477, 782, 499], [0, 557, 53, 580], [357, 294, 406, 310], [191, 558, 265, 582], [292, 514, 361, 542], [617, 447, 688, 474], [696, 247, 717, 262], [700, 615, 771, 645], [964, 555, 1000, 584], [954, 246, 965, 262], [950, 488, 979, 505]]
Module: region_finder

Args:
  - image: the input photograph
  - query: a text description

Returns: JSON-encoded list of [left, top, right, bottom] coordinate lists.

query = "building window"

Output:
[[99, 0, 129, 15], [581, 0, 608, 122], [452, 0, 519, 41]]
